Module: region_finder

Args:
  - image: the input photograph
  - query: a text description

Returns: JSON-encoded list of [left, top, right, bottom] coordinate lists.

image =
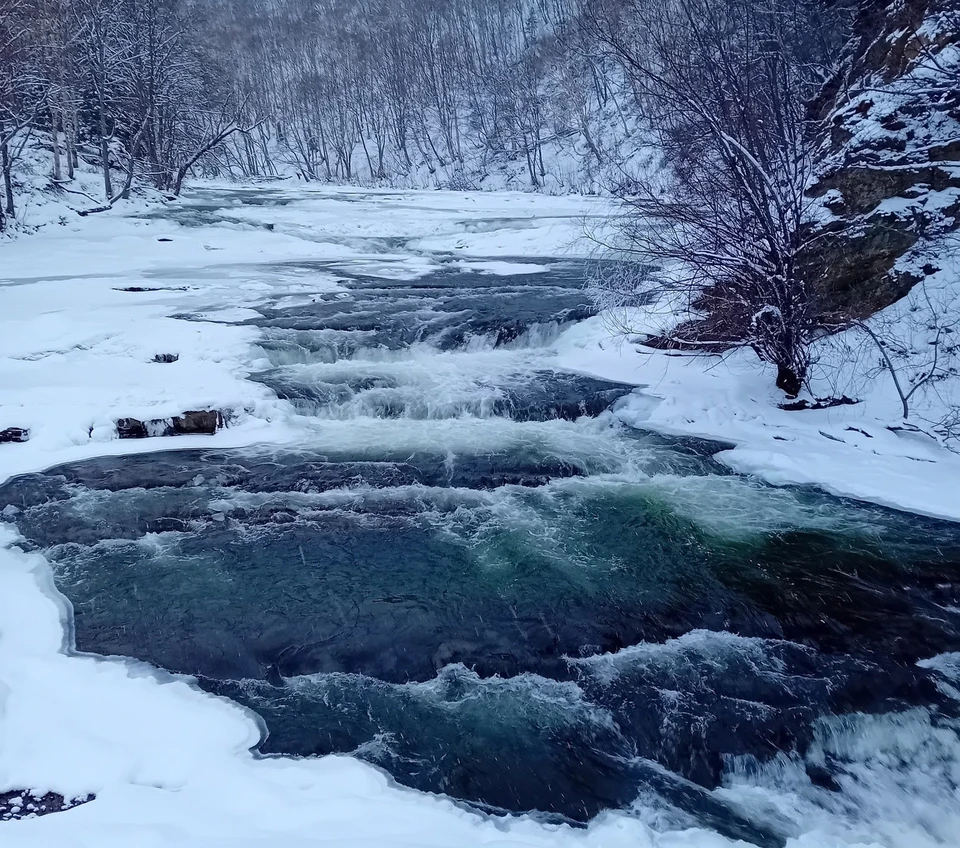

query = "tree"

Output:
[[835, 273, 960, 444], [0, 0, 47, 229], [584, 0, 850, 396]]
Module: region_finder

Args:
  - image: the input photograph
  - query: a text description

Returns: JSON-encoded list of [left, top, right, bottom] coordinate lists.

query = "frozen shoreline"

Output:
[[555, 315, 960, 524]]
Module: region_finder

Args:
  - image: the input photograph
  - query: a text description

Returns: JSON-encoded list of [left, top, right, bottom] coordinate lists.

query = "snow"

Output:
[[0, 185, 716, 848], [556, 311, 960, 523], [452, 259, 551, 275], [2, 183, 959, 847], [0, 185, 610, 484]]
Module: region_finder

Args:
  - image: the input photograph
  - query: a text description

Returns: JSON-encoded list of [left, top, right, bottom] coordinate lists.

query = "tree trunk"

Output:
[[98, 92, 113, 201], [359, 126, 376, 181], [1, 135, 14, 221], [50, 109, 62, 182], [582, 119, 603, 163], [524, 138, 538, 188], [65, 111, 76, 180], [173, 159, 192, 196], [119, 149, 139, 200], [776, 362, 802, 398]]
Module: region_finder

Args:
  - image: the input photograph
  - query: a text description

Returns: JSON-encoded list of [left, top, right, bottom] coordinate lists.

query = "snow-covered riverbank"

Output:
[[0, 186, 605, 481], [557, 315, 960, 522]]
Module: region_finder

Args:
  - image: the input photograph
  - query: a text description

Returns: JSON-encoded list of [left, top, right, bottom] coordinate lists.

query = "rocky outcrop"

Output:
[[1, 791, 94, 821], [171, 410, 223, 435], [117, 410, 224, 439], [803, 0, 960, 317], [0, 427, 30, 443]]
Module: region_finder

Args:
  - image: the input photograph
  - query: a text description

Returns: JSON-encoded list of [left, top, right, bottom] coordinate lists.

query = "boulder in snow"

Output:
[[171, 410, 223, 435], [0, 427, 30, 444], [116, 411, 224, 439]]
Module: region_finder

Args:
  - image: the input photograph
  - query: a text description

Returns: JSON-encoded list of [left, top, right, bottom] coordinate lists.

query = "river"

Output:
[[2, 187, 959, 847]]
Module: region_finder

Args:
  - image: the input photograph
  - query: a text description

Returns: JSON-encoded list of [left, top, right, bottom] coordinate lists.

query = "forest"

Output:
[[1, 0, 852, 201], [1, 0, 958, 406]]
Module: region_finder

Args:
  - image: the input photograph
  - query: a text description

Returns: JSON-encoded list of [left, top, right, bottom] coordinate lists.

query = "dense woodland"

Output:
[[1, 0, 957, 410], [0, 0, 630, 208], [0, 0, 853, 205]]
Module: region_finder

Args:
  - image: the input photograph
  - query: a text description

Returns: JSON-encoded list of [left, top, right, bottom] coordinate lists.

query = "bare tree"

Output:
[[0, 0, 49, 230], [842, 276, 960, 443], [76, 0, 134, 201], [583, 0, 848, 396], [170, 100, 263, 195]]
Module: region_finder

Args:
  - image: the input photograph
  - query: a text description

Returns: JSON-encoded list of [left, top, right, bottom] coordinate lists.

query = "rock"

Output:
[[800, 214, 923, 317], [0, 427, 30, 443], [804, 0, 960, 316], [116, 418, 149, 439], [153, 353, 180, 364], [810, 165, 960, 217], [1, 790, 94, 822], [116, 410, 224, 439], [171, 410, 223, 435], [780, 396, 859, 412]]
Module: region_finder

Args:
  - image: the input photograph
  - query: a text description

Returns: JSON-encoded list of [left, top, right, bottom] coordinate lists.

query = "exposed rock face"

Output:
[[172, 410, 223, 435], [803, 0, 960, 317], [0, 427, 30, 443], [0, 790, 94, 821], [117, 410, 224, 439]]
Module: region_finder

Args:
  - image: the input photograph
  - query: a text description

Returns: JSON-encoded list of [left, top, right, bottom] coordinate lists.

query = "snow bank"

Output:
[[0, 186, 610, 482], [555, 312, 960, 522], [0, 227, 333, 481]]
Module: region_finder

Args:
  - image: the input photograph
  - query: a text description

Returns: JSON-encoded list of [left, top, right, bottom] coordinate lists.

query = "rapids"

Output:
[[2, 188, 958, 847]]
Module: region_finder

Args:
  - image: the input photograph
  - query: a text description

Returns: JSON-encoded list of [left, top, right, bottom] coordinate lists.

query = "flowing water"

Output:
[[3, 189, 960, 846]]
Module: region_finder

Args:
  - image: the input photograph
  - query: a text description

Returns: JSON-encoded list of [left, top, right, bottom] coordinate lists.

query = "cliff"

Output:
[[804, 0, 960, 318]]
